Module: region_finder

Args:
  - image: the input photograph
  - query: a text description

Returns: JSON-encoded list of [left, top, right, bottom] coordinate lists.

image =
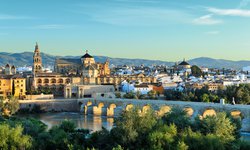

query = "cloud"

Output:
[[207, 7, 250, 17], [205, 31, 220, 35], [193, 14, 222, 25], [0, 14, 32, 20], [76, 6, 193, 26]]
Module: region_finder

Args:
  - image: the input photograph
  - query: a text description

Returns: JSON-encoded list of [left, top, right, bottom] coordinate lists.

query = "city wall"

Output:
[[19, 99, 79, 112]]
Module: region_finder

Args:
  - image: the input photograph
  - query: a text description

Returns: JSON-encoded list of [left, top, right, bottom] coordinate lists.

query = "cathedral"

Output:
[[29, 43, 156, 98], [54, 50, 110, 77]]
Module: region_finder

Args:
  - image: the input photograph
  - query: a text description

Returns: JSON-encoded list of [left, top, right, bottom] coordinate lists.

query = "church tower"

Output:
[[81, 50, 95, 67], [33, 42, 43, 74]]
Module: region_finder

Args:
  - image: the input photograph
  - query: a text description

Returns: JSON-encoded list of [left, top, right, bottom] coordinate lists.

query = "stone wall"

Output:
[[25, 94, 54, 100], [19, 99, 79, 112]]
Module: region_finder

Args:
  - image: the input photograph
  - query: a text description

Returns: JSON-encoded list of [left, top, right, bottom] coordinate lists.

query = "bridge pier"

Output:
[[87, 106, 94, 115], [101, 107, 107, 116]]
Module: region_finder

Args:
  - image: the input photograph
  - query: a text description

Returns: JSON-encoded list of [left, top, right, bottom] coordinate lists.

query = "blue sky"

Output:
[[0, 0, 250, 61]]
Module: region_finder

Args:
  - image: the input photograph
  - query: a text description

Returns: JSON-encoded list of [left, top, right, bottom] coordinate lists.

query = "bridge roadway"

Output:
[[78, 98, 250, 132]]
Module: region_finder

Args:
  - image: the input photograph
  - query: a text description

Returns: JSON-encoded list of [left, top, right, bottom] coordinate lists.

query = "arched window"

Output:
[[58, 79, 64, 84], [37, 79, 42, 83], [44, 79, 49, 84], [51, 78, 56, 83], [66, 78, 71, 84]]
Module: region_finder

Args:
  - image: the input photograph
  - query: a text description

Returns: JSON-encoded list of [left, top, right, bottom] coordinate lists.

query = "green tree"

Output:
[[112, 145, 124, 150], [123, 92, 136, 99], [148, 90, 157, 99], [59, 120, 76, 133], [115, 92, 121, 98], [201, 93, 210, 103], [162, 107, 191, 131], [194, 112, 236, 144], [191, 65, 202, 77], [176, 141, 188, 150], [1, 96, 19, 116], [148, 124, 177, 150], [0, 123, 32, 150], [111, 107, 157, 149]]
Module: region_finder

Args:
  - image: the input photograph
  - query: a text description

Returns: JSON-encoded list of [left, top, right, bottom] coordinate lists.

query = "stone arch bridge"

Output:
[[78, 98, 250, 131]]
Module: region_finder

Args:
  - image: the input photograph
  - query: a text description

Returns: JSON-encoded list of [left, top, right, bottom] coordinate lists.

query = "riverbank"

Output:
[[17, 112, 250, 142]]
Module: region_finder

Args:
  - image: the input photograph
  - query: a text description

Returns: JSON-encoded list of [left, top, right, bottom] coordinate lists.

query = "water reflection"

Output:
[[16, 112, 250, 141], [18, 112, 114, 132]]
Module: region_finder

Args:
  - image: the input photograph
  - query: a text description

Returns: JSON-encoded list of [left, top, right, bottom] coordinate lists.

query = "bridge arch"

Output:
[[183, 106, 194, 117], [109, 103, 117, 109], [142, 105, 151, 113], [230, 110, 243, 118], [98, 102, 105, 108], [87, 101, 92, 106], [157, 105, 171, 117], [126, 104, 134, 111], [202, 108, 216, 118]]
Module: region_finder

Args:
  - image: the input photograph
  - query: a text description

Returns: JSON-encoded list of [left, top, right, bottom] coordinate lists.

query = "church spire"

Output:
[[35, 42, 39, 52], [33, 42, 42, 74]]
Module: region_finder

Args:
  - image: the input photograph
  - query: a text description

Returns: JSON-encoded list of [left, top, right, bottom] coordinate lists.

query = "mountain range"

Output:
[[0, 52, 249, 70]]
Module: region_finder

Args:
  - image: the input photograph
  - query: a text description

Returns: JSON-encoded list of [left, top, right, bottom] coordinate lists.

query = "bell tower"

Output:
[[33, 42, 43, 74]]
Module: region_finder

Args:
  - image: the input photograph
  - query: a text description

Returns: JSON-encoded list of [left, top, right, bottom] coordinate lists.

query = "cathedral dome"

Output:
[[179, 59, 190, 66], [81, 50, 93, 58]]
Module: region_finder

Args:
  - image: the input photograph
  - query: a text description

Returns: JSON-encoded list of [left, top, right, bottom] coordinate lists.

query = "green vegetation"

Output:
[[123, 90, 158, 100], [26, 87, 52, 95], [0, 123, 32, 150], [165, 84, 250, 104], [0, 96, 19, 116], [0, 106, 249, 150], [191, 65, 203, 77]]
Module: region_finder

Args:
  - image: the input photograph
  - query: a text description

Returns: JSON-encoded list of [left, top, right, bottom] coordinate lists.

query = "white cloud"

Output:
[[74, 4, 194, 26], [205, 31, 220, 35], [193, 14, 222, 25], [208, 7, 250, 17]]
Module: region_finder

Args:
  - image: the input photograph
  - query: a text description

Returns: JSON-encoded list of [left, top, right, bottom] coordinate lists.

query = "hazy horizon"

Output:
[[1, 50, 250, 62], [0, 0, 250, 61]]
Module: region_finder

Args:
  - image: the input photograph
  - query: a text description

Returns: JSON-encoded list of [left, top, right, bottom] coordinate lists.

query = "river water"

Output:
[[18, 112, 114, 132], [18, 112, 250, 141]]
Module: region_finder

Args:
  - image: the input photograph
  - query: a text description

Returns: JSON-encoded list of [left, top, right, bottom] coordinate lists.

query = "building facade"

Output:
[[30, 45, 157, 98], [0, 75, 26, 98], [55, 50, 110, 77]]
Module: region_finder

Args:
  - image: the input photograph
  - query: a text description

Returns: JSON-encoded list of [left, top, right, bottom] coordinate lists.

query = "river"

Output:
[[18, 112, 114, 132], [18, 112, 250, 141]]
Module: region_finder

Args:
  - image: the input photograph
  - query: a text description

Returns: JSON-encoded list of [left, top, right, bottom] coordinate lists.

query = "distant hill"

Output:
[[0, 52, 56, 67], [189, 57, 250, 69], [0, 52, 249, 69]]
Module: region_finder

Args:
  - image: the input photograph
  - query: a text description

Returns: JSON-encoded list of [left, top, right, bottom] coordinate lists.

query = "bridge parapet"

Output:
[[78, 98, 250, 131]]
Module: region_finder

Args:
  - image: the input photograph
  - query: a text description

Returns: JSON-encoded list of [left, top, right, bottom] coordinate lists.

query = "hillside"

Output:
[[0, 52, 249, 69]]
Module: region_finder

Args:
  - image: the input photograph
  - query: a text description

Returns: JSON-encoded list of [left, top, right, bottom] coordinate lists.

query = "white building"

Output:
[[134, 84, 153, 95]]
